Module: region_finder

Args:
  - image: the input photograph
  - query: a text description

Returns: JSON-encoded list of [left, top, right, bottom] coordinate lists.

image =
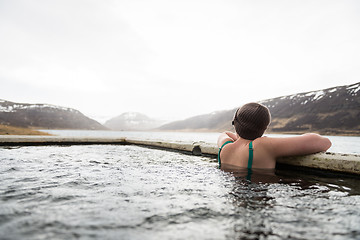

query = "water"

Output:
[[42, 130, 360, 154], [1, 144, 360, 240]]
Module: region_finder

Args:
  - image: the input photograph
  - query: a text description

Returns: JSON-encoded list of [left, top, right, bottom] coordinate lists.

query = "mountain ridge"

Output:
[[1, 82, 359, 135], [0, 99, 107, 130], [159, 82, 360, 135], [104, 112, 164, 131]]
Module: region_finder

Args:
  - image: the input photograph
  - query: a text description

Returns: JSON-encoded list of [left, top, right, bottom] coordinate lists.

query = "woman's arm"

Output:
[[266, 133, 332, 157], [217, 131, 238, 147]]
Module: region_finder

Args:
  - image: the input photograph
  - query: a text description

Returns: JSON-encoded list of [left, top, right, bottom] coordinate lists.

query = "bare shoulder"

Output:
[[259, 133, 332, 157]]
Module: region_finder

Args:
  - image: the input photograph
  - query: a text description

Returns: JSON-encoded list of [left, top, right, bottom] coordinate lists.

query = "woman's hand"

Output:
[[217, 131, 238, 147]]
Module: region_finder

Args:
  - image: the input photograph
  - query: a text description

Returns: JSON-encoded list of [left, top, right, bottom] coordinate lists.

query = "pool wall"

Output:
[[0, 136, 359, 175]]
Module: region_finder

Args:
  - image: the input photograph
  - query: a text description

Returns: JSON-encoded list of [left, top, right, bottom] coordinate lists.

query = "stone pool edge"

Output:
[[0, 136, 359, 175]]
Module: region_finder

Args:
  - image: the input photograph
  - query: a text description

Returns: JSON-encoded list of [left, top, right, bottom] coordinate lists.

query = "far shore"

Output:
[[154, 128, 360, 137], [0, 124, 52, 136], [0, 125, 359, 137]]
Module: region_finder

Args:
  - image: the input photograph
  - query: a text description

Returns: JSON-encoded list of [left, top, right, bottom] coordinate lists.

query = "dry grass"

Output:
[[0, 124, 51, 135], [269, 117, 298, 129]]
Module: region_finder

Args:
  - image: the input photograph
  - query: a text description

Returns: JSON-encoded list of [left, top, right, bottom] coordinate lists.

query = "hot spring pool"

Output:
[[1, 145, 360, 240]]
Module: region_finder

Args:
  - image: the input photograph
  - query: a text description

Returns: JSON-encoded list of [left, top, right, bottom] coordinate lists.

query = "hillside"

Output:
[[158, 110, 234, 131], [159, 82, 360, 135], [261, 82, 360, 135], [0, 100, 107, 130], [104, 112, 164, 131], [0, 124, 52, 135]]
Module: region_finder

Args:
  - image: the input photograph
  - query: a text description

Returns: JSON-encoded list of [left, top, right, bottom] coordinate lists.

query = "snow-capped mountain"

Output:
[[159, 82, 360, 135], [158, 110, 234, 131], [0, 100, 107, 130], [261, 82, 359, 116], [104, 112, 165, 131], [260, 82, 359, 134]]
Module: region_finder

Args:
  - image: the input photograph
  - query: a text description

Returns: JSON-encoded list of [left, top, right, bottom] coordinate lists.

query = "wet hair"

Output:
[[232, 102, 271, 140]]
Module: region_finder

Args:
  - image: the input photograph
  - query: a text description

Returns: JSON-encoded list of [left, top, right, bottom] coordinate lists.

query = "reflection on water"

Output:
[[0, 145, 360, 240]]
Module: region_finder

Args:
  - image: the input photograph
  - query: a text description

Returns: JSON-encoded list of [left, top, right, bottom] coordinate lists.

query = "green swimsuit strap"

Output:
[[218, 141, 233, 168], [248, 141, 253, 169]]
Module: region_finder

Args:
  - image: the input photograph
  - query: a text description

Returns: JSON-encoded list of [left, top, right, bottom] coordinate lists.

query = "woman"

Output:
[[217, 102, 332, 169]]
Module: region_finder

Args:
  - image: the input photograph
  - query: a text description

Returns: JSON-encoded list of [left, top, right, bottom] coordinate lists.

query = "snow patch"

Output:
[[0, 103, 75, 113], [328, 88, 338, 93], [123, 112, 140, 120], [301, 90, 324, 101], [0, 106, 12, 112], [346, 83, 359, 90], [347, 84, 360, 94], [312, 91, 325, 101], [301, 100, 309, 105]]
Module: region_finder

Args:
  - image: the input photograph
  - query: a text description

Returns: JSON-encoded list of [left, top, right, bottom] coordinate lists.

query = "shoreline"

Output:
[[0, 124, 52, 136], [152, 129, 360, 137], [1, 125, 359, 137]]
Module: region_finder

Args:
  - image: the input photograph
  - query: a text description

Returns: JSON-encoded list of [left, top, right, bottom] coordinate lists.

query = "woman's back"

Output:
[[218, 133, 332, 169], [219, 137, 276, 169]]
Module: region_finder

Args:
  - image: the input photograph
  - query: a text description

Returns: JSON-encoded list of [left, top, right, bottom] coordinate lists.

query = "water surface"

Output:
[[1, 145, 359, 239]]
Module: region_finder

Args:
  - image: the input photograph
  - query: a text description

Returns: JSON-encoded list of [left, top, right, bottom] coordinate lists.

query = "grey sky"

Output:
[[1, 0, 359, 122]]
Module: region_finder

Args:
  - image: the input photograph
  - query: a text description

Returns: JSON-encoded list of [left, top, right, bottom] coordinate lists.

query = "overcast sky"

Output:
[[1, 0, 359, 123]]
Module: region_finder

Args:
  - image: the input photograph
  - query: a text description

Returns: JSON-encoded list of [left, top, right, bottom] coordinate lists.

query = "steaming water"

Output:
[[1, 144, 360, 240]]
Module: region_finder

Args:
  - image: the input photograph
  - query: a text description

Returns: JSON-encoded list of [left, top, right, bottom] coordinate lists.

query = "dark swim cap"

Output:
[[232, 103, 271, 140]]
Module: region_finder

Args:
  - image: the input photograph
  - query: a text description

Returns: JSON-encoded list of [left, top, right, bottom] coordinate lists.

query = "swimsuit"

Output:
[[218, 141, 254, 169]]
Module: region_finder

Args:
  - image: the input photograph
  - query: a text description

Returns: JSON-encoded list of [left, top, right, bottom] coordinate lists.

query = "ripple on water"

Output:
[[0, 145, 360, 240]]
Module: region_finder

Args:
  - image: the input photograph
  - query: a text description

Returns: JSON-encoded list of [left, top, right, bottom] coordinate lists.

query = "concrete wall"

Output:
[[0, 136, 359, 175]]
